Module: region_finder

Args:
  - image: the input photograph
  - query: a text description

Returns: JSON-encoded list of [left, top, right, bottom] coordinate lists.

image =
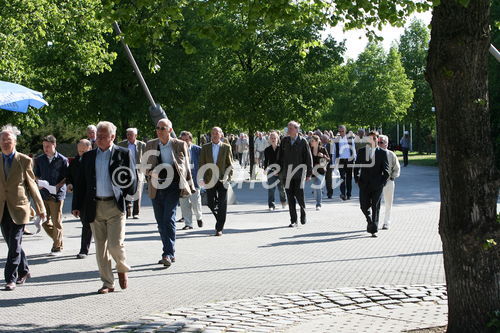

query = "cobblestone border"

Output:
[[106, 284, 447, 333]]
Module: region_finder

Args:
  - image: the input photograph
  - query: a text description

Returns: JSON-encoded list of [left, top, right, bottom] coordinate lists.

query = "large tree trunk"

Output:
[[426, 1, 499, 332]]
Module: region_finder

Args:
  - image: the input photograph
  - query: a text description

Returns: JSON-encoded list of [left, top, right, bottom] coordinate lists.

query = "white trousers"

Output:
[[180, 188, 203, 227], [382, 180, 395, 226]]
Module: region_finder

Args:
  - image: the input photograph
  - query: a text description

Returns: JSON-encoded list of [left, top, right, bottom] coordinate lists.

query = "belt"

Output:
[[95, 196, 114, 201]]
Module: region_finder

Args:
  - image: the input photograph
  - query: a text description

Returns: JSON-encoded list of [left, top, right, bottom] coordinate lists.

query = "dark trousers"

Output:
[[402, 148, 409, 166], [339, 158, 353, 197], [79, 222, 93, 255], [206, 181, 228, 232], [285, 177, 306, 223], [359, 185, 384, 234], [152, 183, 180, 258], [325, 165, 333, 198], [1, 205, 28, 284], [267, 175, 286, 208], [237, 153, 243, 166]]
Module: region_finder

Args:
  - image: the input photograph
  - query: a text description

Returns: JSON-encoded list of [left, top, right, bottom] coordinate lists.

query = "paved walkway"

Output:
[[0, 165, 444, 332]]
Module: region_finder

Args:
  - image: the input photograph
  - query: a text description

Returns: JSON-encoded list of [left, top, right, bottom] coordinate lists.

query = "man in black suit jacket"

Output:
[[353, 131, 389, 237], [72, 121, 137, 294], [279, 121, 312, 227]]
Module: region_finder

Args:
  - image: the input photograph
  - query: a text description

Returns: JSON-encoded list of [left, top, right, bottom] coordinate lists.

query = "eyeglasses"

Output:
[[156, 126, 169, 131], [378, 141, 384, 144]]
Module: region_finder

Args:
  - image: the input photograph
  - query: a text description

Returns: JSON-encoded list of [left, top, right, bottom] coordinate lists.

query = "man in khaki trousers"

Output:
[[34, 135, 69, 256], [72, 121, 137, 294]]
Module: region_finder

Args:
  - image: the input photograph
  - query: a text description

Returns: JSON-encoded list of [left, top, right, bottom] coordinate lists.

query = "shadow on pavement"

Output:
[[0, 321, 123, 333], [127, 250, 443, 278]]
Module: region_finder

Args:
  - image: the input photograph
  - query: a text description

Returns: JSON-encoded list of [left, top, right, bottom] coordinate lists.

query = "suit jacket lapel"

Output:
[[0, 154, 5, 185]]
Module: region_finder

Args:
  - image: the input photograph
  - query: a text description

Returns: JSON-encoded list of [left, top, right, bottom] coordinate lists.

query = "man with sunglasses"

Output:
[[353, 131, 390, 237], [377, 135, 400, 230], [143, 119, 196, 267]]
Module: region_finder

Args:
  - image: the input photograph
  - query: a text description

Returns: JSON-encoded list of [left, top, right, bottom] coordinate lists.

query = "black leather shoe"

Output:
[[181, 226, 193, 230], [197, 220, 203, 228]]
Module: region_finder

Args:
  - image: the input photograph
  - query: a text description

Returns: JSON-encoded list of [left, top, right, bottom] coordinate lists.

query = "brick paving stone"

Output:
[[401, 298, 422, 303], [317, 303, 339, 309], [342, 305, 360, 311], [332, 299, 356, 306], [352, 297, 371, 304], [370, 296, 391, 301], [357, 302, 379, 308], [377, 300, 402, 305]]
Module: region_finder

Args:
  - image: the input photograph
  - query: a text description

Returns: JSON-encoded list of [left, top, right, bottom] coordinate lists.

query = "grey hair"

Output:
[[338, 125, 346, 131], [157, 118, 173, 129], [1, 124, 21, 140], [126, 127, 138, 135], [87, 125, 97, 132], [78, 139, 92, 147], [379, 135, 389, 144], [288, 121, 300, 129], [96, 121, 117, 136]]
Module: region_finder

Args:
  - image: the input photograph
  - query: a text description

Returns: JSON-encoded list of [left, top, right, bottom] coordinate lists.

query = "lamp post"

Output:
[[112, 22, 170, 130]]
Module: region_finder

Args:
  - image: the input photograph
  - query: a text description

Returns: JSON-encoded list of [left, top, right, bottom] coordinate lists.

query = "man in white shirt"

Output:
[[254, 132, 268, 168], [378, 135, 400, 230], [332, 125, 356, 200]]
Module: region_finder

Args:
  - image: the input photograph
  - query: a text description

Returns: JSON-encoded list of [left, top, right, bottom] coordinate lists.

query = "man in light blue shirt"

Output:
[[95, 145, 114, 197]]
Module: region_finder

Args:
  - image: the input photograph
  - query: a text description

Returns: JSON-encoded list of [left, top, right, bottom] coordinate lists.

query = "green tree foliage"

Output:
[[0, 0, 115, 131], [398, 19, 434, 153], [325, 42, 413, 128]]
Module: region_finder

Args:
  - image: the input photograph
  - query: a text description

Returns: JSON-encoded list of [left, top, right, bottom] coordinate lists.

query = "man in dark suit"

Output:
[[279, 121, 312, 227], [72, 121, 137, 294], [67, 139, 93, 259], [0, 125, 46, 291], [353, 131, 390, 237], [199, 127, 233, 236], [118, 128, 146, 219]]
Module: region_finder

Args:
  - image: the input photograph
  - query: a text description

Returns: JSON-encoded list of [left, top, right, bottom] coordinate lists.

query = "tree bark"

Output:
[[426, 0, 500, 332]]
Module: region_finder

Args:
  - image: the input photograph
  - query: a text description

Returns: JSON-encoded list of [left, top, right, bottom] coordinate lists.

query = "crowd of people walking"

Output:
[[0, 119, 403, 293]]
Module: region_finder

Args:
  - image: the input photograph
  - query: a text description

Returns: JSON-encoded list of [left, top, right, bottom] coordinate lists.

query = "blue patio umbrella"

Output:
[[0, 80, 48, 113]]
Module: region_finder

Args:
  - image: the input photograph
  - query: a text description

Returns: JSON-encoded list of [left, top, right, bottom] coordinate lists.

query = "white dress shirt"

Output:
[[212, 142, 221, 163]]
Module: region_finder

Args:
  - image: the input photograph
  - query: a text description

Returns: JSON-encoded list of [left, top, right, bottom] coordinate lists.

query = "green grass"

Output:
[[394, 151, 438, 167]]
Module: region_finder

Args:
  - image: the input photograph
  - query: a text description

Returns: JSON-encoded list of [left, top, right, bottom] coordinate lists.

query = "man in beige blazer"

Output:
[[0, 125, 45, 291], [142, 118, 195, 267], [118, 128, 146, 219], [199, 127, 234, 236]]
